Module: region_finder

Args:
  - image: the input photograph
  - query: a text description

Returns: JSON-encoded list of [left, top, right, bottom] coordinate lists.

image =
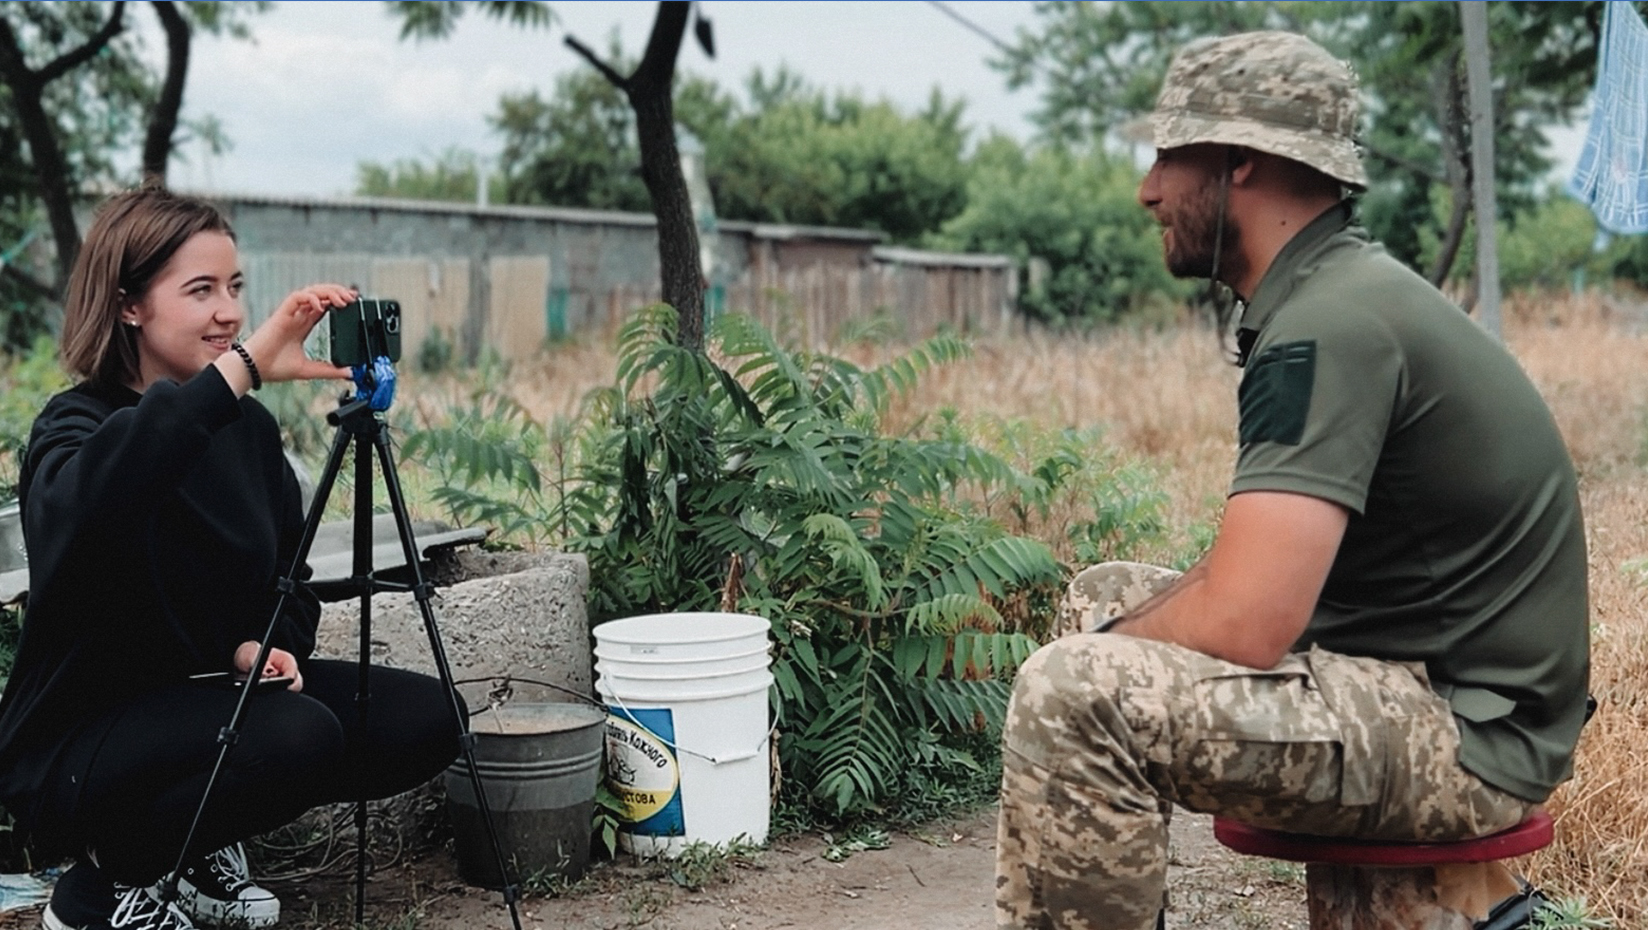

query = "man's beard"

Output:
[[1163, 182, 1244, 285]]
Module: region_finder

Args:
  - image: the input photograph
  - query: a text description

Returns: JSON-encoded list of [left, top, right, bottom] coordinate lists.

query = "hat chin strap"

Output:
[[1204, 147, 1238, 303], [1207, 148, 1249, 366]]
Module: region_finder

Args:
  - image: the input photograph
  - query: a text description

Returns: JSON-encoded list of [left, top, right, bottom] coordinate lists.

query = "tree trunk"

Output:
[[0, 3, 128, 293], [143, 0, 190, 184], [0, 67, 78, 290], [567, 1, 705, 351], [1460, 0, 1502, 340], [629, 3, 703, 350], [1427, 52, 1471, 289]]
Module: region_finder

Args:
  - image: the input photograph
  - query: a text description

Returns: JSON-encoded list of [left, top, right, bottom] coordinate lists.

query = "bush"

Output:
[[411, 308, 1182, 820], [0, 336, 70, 500], [931, 136, 1191, 326], [549, 306, 1060, 816]]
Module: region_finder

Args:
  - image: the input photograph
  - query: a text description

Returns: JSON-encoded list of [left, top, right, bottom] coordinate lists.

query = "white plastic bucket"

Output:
[[594, 612, 772, 858]]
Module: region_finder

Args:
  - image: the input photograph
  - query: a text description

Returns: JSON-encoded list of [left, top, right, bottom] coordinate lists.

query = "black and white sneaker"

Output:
[[175, 844, 279, 929], [43, 879, 197, 930]]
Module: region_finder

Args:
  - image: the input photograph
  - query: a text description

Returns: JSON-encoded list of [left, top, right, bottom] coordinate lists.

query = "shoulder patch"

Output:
[[1238, 340, 1316, 446]]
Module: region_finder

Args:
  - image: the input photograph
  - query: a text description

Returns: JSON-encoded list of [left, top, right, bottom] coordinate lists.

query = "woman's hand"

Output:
[[233, 640, 304, 693], [229, 284, 357, 388]]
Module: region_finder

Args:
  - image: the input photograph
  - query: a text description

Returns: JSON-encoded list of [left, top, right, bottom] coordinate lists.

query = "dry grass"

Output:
[[480, 292, 1647, 923], [1501, 292, 1648, 923]]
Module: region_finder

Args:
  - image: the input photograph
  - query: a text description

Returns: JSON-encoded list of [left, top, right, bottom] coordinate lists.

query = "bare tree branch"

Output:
[[1359, 142, 1444, 185], [563, 34, 629, 91], [36, 2, 128, 85]]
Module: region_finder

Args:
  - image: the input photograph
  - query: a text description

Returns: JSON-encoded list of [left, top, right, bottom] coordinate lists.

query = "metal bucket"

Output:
[[444, 702, 606, 889]]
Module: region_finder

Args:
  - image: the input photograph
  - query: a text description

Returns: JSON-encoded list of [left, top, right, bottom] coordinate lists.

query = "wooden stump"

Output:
[[1306, 864, 1473, 930]]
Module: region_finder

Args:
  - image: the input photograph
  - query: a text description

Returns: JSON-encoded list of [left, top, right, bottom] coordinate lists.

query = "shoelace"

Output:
[[207, 845, 252, 894], [111, 887, 191, 930]]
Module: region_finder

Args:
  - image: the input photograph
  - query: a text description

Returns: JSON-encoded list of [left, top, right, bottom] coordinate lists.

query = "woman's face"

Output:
[[121, 231, 245, 392]]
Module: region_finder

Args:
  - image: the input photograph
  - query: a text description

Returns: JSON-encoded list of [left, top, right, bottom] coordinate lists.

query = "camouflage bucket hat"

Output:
[[1143, 31, 1367, 188]]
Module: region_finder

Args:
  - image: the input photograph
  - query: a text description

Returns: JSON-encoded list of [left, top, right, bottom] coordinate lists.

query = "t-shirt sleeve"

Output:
[[1230, 306, 1402, 514]]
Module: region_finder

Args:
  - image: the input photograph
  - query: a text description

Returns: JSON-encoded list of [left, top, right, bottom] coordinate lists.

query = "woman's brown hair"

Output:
[[60, 186, 236, 386]]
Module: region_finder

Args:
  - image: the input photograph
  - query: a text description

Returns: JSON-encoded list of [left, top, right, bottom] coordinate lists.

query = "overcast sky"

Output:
[[150, 1, 1043, 198], [143, 1, 1587, 200]]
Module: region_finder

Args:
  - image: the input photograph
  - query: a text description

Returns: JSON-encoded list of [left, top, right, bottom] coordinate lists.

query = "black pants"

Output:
[[51, 659, 463, 885]]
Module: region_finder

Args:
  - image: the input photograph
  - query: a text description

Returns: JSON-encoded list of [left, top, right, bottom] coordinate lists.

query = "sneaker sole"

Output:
[[174, 884, 278, 930], [41, 903, 73, 930]]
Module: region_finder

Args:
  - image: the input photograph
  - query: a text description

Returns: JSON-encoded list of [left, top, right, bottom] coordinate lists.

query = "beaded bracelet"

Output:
[[230, 342, 262, 390]]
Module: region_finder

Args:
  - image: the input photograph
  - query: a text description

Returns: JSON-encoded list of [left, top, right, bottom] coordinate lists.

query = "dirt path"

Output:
[[252, 806, 1307, 930]]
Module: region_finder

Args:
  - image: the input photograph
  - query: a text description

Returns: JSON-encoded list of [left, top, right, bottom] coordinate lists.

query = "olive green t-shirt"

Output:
[[1231, 203, 1589, 803]]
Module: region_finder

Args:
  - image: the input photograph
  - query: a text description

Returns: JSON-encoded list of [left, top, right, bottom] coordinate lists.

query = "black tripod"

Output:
[[159, 391, 524, 930]]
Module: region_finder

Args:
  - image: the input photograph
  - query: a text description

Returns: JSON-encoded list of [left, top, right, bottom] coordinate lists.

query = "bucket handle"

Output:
[[605, 683, 780, 766], [452, 674, 605, 718], [455, 674, 782, 766]]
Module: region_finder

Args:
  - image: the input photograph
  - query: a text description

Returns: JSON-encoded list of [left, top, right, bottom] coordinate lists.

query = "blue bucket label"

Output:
[[604, 707, 685, 836]]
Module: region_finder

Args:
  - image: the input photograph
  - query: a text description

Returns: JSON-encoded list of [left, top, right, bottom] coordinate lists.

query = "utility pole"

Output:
[[1460, 1, 1502, 340]]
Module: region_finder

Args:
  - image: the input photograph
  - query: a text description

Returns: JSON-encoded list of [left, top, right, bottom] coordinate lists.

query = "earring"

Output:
[[124, 320, 139, 328]]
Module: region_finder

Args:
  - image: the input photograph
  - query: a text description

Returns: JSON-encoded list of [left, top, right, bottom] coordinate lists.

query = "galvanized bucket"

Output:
[[444, 702, 606, 889]]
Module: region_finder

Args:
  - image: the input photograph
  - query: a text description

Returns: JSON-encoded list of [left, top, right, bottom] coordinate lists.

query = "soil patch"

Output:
[[213, 806, 1307, 930]]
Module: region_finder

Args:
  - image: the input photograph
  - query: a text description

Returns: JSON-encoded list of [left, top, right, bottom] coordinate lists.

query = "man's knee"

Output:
[[1006, 635, 1183, 767], [1058, 562, 1182, 636]]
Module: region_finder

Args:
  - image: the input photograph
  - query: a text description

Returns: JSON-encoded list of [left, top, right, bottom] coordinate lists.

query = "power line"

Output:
[[925, 0, 1016, 57]]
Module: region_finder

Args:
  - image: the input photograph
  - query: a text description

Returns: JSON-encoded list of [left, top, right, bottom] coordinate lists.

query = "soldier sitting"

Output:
[[992, 31, 1590, 930]]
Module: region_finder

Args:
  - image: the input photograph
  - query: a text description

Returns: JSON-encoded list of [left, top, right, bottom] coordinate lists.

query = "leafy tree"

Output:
[[355, 146, 508, 204], [0, 1, 134, 299], [491, 61, 969, 244], [490, 49, 734, 214], [494, 67, 648, 212], [995, 1, 1622, 284], [932, 134, 1187, 324], [0, 1, 264, 349], [1435, 187, 1630, 294], [384, 0, 553, 41], [703, 69, 971, 244]]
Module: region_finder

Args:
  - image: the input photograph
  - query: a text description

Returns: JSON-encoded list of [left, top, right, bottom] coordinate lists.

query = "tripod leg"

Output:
[[351, 430, 374, 927], [370, 423, 525, 930], [158, 407, 359, 905]]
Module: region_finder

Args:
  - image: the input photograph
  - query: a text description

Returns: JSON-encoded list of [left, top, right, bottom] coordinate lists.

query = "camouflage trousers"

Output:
[[996, 562, 1534, 930]]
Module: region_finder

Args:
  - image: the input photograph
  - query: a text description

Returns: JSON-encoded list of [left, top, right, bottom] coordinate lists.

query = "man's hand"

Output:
[[233, 640, 305, 692], [1110, 490, 1348, 669]]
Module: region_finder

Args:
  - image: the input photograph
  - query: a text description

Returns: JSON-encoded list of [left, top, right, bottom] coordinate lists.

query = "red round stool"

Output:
[[1212, 810, 1552, 929]]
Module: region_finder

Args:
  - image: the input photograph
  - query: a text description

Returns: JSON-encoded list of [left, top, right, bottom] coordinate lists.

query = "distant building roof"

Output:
[[195, 190, 661, 228], [873, 246, 1014, 269], [193, 191, 888, 243]]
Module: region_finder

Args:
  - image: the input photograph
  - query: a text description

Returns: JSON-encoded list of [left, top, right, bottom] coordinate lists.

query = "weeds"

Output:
[[1264, 861, 1305, 886], [515, 853, 584, 898], [653, 837, 763, 891], [1531, 896, 1616, 929], [821, 825, 890, 862]]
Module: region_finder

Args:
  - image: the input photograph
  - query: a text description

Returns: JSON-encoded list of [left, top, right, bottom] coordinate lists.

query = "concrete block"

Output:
[[278, 551, 593, 865], [315, 550, 593, 710]]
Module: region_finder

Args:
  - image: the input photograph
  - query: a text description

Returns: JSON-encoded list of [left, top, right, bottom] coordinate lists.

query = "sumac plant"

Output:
[[564, 306, 1062, 816]]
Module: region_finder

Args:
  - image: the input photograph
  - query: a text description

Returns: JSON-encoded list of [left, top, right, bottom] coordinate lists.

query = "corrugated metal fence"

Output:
[[243, 253, 1015, 363]]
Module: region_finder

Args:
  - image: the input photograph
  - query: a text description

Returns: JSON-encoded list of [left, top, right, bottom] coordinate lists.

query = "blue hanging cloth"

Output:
[[1569, 2, 1648, 235]]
